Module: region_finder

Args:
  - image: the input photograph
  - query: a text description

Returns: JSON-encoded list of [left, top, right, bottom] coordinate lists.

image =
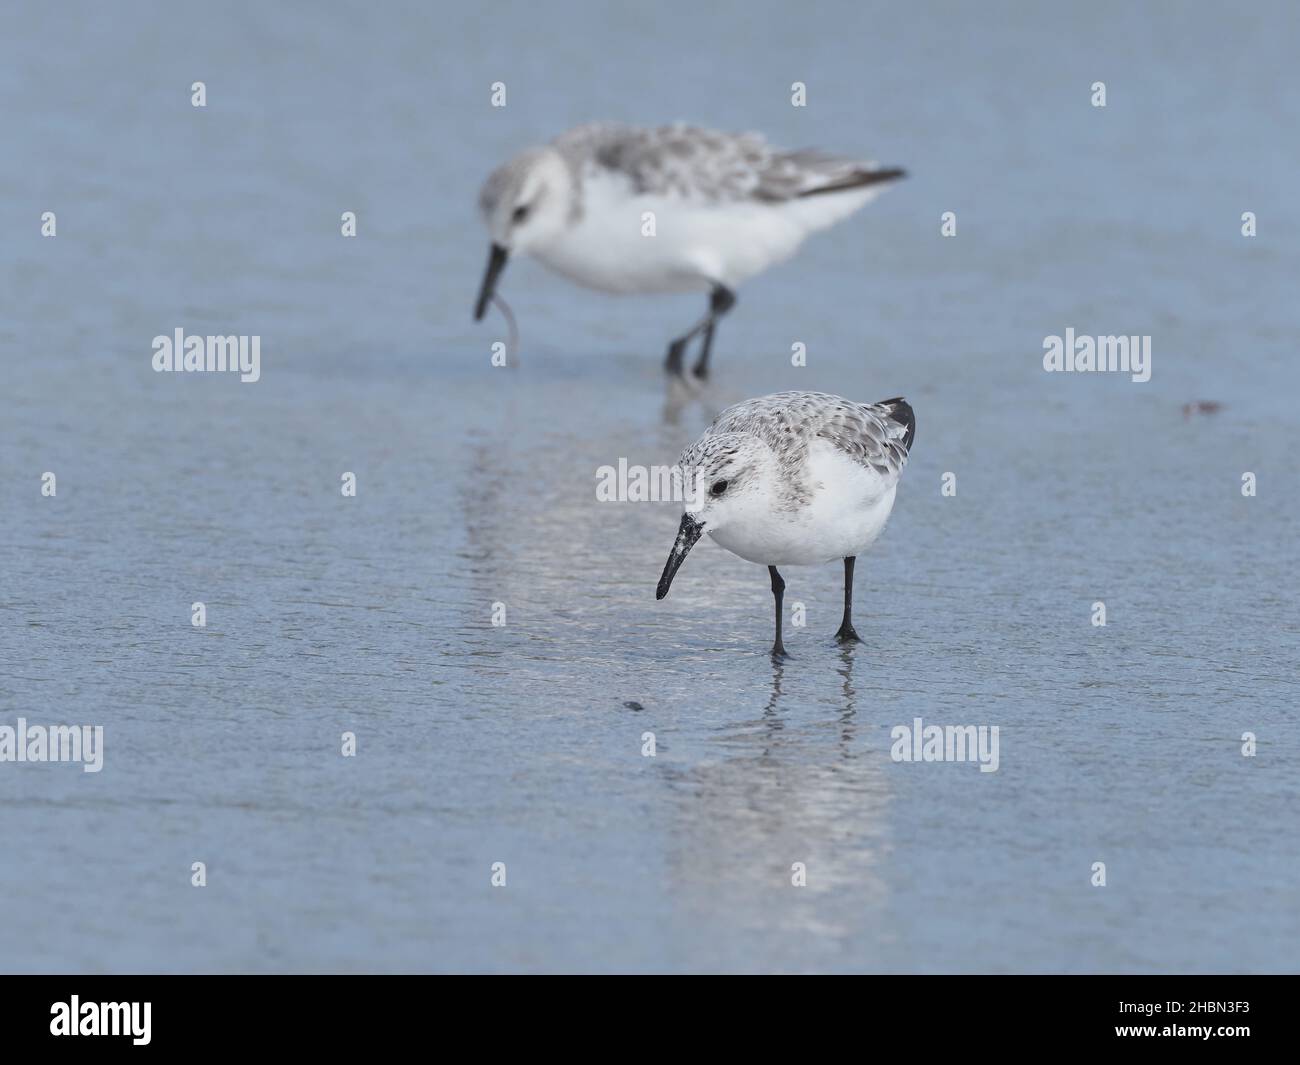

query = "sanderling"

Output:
[[474, 122, 904, 379], [656, 391, 915, 658]]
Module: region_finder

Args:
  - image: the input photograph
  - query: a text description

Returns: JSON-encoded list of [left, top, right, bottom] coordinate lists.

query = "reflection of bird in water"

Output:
[[836, 645, 858, 751], [655, 652, 891, 955]]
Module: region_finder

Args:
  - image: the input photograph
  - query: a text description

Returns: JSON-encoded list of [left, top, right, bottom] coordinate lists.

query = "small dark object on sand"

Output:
[[1182, 400, 1223, 418]]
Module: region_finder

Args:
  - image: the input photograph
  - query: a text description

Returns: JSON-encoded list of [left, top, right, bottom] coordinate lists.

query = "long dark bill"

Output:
[[473, 243, 509, 321], [656, 513, 705, 600]]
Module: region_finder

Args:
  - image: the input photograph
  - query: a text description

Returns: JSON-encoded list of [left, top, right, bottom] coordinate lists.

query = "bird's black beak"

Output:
[[473, 243, 509, 321], [656, 513, 705, 600]]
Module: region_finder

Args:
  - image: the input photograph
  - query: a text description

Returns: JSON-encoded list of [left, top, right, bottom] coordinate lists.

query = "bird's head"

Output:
[[473, 148, 574, 320], [656, 433, 774, 599]]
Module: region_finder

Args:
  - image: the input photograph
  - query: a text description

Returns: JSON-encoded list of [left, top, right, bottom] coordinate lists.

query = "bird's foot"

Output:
[[834, 625, 862, 645], [771, 643, 790, 661]]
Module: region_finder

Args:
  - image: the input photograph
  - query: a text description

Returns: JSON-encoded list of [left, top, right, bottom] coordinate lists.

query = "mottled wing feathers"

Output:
[[709, 391, 914, 477], [554, 123, 768, 200], [553, 122, 902, 203]]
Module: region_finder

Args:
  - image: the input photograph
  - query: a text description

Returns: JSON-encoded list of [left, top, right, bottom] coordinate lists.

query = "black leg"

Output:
[[663, 284, 736, 379], [664, 336, 688, 376], [834, 556, 861, 644], [692, 319, 716, 379], [691, 285, 736, 380], [769, 565, 789, 658]]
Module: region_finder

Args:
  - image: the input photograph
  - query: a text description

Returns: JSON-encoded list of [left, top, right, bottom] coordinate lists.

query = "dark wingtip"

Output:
[[871, 166, 907, 183], [797, 166, 907, 198], [879, 396, 916, 453]]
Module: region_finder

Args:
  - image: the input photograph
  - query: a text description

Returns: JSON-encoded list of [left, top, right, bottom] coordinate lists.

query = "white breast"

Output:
[[709, 440, 899, 567]]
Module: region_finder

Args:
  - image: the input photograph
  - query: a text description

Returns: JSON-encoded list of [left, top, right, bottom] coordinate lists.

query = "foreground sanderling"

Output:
[[656, 391, 915, 657], [474, 123, 905, 379]]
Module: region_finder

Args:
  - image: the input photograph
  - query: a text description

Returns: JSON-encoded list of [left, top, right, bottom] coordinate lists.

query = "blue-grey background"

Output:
[[1, 0, 1297, 973]]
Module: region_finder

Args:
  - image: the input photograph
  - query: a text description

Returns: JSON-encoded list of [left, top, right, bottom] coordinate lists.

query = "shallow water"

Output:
[[1, 0, 1298, 973]]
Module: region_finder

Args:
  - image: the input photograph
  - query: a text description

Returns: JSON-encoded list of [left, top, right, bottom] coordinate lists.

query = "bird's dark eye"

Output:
[[512, 204, 530, 224], [710, 479, 728, 497]]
